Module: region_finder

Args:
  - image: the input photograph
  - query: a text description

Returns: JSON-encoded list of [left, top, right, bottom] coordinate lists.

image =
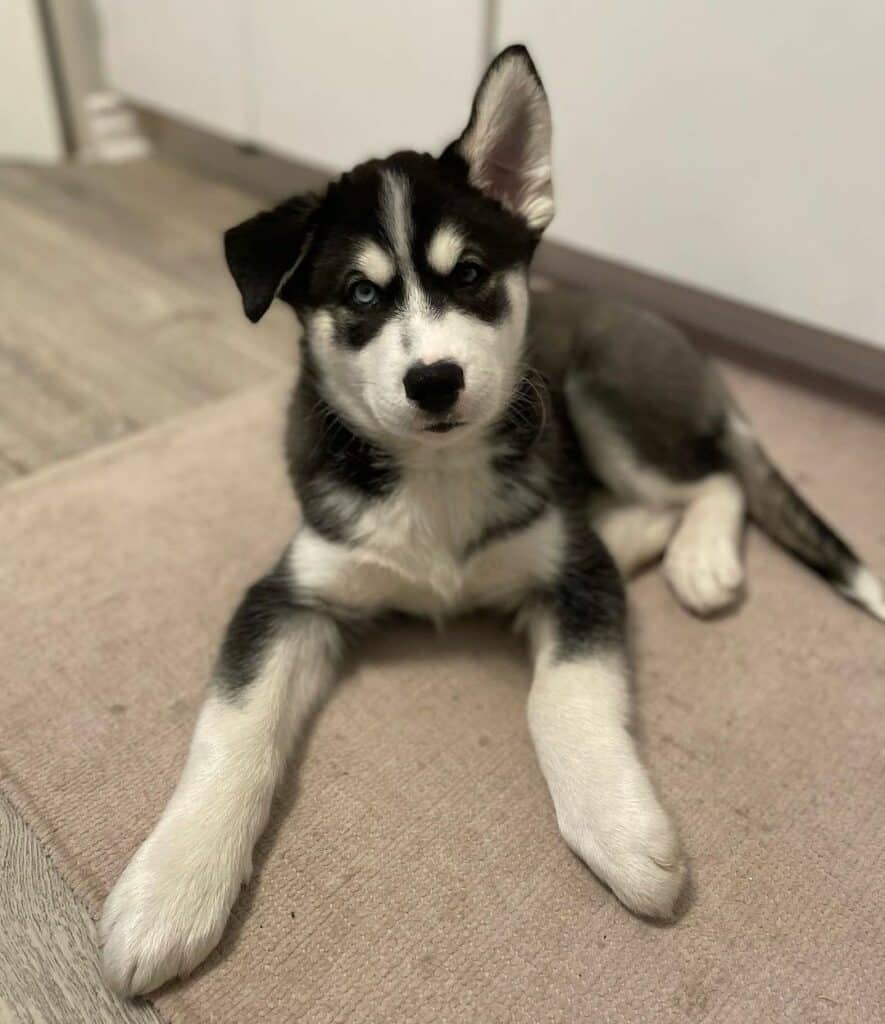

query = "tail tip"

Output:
[[841, 565, 885, 623]]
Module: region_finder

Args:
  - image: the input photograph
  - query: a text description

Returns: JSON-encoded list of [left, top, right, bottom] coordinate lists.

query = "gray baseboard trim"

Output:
[[136, 106, 330, 199], [536, 241, 884, 402], [138, 106, 885, 404]]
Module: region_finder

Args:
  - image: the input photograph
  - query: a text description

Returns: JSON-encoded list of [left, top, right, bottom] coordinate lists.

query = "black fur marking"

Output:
[[224, 194, 321, 323], [420, 268, 511, 325], [491, 373, 549, 473], [463, 500, 547, 559], [217, 558, 299, 694], [337, 270, 406, 350], [546, 516, 627, 662], [722, 423, 859, 587], [591, 385, 728, 483], [495, 368, 627, 661], [462, 373, 555, 558], [286, 352, 398, 543]]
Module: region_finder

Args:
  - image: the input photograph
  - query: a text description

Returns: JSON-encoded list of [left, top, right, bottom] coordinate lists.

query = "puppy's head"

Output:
[[225, 45, 553, 447]]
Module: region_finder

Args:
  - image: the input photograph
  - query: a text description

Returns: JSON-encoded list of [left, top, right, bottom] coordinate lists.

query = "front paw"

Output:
[[558, 779, 686, 919], [100, 825, 246, 996]]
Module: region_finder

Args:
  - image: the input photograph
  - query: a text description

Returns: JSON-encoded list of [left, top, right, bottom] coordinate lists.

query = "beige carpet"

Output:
[[2, 365, 884, 1024]]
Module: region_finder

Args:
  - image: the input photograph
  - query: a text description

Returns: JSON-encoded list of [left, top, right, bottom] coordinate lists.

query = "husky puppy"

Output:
[[100, 45, 884, 995]]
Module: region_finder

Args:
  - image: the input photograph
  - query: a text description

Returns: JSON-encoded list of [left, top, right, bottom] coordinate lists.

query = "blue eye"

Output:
[[348, 279, 380, 308], [451, 260, 484, 287]]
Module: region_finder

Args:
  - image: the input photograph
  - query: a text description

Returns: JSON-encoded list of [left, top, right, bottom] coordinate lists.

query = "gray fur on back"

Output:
[[530, 285, 731, 481]]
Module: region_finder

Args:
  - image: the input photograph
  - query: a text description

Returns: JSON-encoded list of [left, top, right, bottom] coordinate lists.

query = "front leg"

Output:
[[100, 552, 344, 996], [526, 524, 686, 918]]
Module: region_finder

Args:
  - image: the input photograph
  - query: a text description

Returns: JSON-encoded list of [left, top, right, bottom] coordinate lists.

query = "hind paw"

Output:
[[664, 533, 744, 615]]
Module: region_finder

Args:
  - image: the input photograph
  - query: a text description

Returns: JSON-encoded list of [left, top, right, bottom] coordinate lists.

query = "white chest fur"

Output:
[[352, 450, 495, 601], [290, 449, 565, 621]]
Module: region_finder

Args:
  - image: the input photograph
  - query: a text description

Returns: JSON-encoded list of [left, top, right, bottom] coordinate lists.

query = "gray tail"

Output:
[[722, 410, 884, 622]]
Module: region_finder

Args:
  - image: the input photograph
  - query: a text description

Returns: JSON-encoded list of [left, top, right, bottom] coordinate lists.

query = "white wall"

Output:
[[498, 0, 885, 349], [96, 0, 251, 139], [0, 0, 64, 162], [251, 0, 485, 171], [98, 0, 486, 170]]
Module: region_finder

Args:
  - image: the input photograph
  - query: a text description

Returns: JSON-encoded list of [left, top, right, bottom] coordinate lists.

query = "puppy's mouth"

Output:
[[423, 420, 465, 434]]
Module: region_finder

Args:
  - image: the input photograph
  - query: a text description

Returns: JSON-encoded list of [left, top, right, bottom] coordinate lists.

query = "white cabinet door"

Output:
[[498, 0, 885, 346], [97, 0, 250, 138], [250, 0, 486, 171]]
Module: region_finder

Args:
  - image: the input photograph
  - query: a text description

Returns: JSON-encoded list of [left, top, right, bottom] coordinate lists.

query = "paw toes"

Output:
[[100, 909, 222, 996], [560, 788, 687, 921], [610, 847, 687, 920], [606, 814, 686, 919], [99, 843, 238, 995], [664, 539, 743, 616], [713, 549, 743, 591]]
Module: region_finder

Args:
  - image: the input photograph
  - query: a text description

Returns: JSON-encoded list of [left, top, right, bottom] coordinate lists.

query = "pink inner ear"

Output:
[[481, 103, 533, 208], [457, 51, 553, 230]]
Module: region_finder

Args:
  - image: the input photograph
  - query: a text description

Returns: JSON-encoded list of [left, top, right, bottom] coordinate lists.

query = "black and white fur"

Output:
[[100, 46, 885, 996]]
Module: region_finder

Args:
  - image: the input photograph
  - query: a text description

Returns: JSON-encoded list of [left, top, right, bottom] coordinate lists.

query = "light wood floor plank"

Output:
[[0, 158, 297, 484], [0, 793, 164, 1024]]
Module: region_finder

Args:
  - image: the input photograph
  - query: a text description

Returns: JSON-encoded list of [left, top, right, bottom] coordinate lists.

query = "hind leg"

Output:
[[564, 356, 746, 615], [590, 495, 679, 579], [663, 473, 745, 615], [592, 484, 745, 614]]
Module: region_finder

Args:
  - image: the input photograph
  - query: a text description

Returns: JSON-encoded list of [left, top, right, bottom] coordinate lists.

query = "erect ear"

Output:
[[223, 192, 321, 322], [447, 44, 553, 232]]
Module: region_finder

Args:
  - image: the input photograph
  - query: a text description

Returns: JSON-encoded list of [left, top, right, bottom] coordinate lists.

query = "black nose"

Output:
[[403, 360, 465, 414]]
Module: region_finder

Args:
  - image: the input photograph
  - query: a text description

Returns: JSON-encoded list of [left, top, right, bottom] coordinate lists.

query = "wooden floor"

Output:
[[0, 157, 295, 1023], [0, 158, 295, 484]]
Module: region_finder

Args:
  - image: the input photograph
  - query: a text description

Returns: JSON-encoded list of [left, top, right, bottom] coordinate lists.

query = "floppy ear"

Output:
[[448, 44, 553, 232], [223, 193, 320, 322]]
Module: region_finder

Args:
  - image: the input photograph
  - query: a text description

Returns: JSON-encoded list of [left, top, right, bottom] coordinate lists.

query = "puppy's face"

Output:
[[293, 154, 538, 446], [225, 46, 554, 449]]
